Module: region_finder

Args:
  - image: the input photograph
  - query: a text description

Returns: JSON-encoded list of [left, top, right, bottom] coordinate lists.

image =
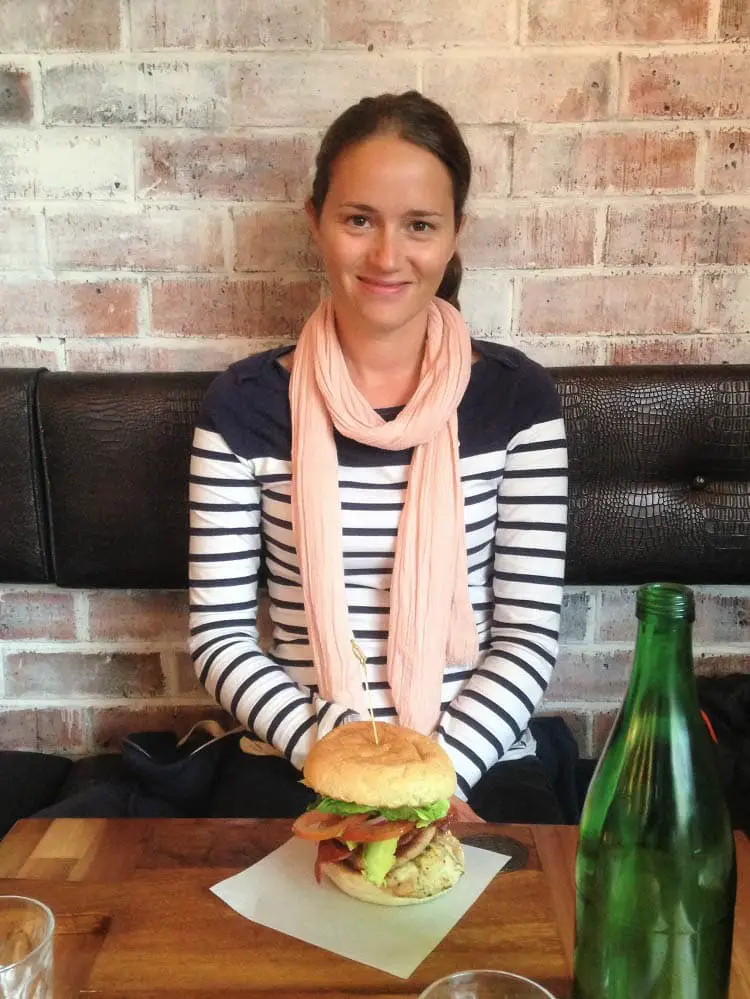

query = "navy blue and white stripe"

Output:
[[189, 339, 567, 797]]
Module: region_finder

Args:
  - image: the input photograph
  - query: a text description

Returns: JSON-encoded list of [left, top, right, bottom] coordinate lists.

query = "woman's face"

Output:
[[308, 133, 460, 341]]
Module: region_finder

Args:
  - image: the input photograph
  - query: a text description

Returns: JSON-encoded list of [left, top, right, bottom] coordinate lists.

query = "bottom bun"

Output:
[[323, 829, 465, 906]]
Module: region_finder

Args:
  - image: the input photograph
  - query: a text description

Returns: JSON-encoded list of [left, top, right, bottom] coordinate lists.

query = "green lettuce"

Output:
[[311, 796, 449, 829]]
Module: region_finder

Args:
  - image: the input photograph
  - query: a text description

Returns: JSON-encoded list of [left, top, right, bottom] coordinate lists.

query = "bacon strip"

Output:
[[314, 839, 352, 883]]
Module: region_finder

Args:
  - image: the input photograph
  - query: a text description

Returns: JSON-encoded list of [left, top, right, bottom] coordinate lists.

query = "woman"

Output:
[[189, 91, 568, 822]]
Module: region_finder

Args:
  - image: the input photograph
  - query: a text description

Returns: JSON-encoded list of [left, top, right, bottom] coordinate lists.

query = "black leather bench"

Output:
[[2, 364, 749, 833]]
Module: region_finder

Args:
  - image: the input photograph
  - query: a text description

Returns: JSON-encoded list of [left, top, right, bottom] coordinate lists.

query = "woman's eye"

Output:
[[347, 215, 370, 228], [410, 220, 434, 233]]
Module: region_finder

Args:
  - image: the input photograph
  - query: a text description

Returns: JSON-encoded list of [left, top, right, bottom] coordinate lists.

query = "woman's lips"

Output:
[[357, 276, 409, 296]]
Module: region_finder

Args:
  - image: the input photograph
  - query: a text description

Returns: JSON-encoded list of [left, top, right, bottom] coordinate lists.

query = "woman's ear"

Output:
[[305, 198, 321, 246]]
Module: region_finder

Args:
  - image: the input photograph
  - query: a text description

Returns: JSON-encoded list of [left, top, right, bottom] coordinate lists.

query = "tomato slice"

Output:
[[314, 839, 352, 883], [340, 814, 415, 842], [292, 811, 350, 841]]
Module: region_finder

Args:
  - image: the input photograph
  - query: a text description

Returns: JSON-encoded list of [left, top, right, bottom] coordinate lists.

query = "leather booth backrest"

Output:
[[37, 371, 214, 588], [1, 364, 749, 588], [557, 367, 750, 584], [0, 369, 51, 583]]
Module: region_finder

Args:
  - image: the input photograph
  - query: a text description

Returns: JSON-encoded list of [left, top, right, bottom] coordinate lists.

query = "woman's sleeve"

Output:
[[189, 421, 357, 771], [435, 384, 568, 799]]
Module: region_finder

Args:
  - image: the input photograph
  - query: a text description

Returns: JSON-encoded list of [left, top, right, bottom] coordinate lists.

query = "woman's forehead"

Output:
[[326, 134, 454, 209]]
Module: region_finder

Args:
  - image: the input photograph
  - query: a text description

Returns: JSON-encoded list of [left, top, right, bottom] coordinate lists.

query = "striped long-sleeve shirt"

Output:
[[189, 338, 568, 799]]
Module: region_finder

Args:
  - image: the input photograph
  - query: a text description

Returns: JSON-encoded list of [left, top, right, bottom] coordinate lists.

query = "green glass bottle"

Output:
[[573, 582, 736, 999]]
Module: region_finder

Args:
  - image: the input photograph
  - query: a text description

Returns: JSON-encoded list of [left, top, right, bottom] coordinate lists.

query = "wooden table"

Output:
[[0, 820, 747, 998]]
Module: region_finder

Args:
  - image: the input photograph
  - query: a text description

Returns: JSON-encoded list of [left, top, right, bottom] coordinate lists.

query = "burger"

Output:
[[291, 721, 465, 906]]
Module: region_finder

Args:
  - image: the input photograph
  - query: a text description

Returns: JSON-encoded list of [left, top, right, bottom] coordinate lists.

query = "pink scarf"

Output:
[[289, 297, 478, 734]]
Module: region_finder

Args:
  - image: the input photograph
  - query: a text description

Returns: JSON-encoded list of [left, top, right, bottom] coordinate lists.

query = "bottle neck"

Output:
[[624, 616, 697, 714]]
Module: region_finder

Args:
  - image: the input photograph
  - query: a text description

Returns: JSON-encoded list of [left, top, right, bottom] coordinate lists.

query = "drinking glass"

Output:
[[0, 896, 54, 999], [419, 969, 556, 998]]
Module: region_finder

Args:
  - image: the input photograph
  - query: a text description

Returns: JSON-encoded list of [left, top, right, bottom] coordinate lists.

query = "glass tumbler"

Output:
[[419, 969, 556, 999], [0, 896, 54, 999]]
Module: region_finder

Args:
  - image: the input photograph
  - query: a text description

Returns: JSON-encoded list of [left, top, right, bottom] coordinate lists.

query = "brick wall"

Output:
[[1, 0, 748, 757]]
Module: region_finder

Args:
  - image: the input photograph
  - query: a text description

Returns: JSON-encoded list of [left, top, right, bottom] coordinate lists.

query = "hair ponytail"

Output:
[[436, 252, 463, 311]]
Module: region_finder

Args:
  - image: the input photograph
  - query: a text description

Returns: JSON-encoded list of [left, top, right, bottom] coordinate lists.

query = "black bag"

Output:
[[698, 673, 750, 835]]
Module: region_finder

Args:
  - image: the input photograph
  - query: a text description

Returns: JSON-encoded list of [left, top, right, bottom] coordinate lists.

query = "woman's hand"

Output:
[[450, 794, 486, 823]]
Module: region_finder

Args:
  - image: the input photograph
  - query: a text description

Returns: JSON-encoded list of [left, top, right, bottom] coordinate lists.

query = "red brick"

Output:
[[5, 651, 165, 698], [424, 55, 612, 124], [0, 708, 86, 753], [131, 0, 318, 48], [695, 653, 750, 679], [46, 209, 225, 272], [513, 128, 697, 196], [151, 277, 321, 337], [91, 703, 234, 752], [174, 652, 212, 695], [0, 212, 38, 270], [87, 590, 188, 642], [64, 338, 266, 373], [702, 272, 750, 332], [0, 281, 138, 336], [234, 207, 318, 272], [527, 0, 710, 42], [719, 0, 750, 39], [0, 1, 119, 51], [0, 133, 132, 201], [622, 52, 750, 119], [546, 648, 633, 701], [716, 206, 750, 264], [0, 340, 60, 368], [463, 204, 595, 268], [603, 202, 720, 267], [462, 126, 513, 198], [230, 56, 416, 127], [593, 710, 618, 755], [0, 67, 33, 123], [0, 589, 76, 640], [138, 134, 316, 202], [705, 129, 750, 194], [512, 336, 606, 366], [519, 273, 695, 335], [610, 335, 750, 365], [43, 61, 228, 128], [326, 0, 514, 46]]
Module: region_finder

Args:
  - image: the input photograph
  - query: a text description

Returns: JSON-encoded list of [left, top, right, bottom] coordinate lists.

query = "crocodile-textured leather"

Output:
[[37, 371, 215, 588], [0, 364, 747, 589], [0, 368, 51, 582], [553, 366, 750, 584]]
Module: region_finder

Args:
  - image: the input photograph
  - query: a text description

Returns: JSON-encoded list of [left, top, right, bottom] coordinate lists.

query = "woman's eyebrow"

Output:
[[339, 202, 444, 218]]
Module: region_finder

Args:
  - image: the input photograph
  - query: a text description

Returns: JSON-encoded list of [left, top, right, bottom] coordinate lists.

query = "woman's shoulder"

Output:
[[197, 346, 294, 457], [471, 339, 559, 398]]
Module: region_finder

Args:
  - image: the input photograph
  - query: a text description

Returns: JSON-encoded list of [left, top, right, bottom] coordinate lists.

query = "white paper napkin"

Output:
[[211, 836, 510, 979]]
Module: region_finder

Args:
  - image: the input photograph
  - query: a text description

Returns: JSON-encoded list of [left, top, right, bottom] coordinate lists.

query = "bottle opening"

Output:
[[636, 582, 695, 622]]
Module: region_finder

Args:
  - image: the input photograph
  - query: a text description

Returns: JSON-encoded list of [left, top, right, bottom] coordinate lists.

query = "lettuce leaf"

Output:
[[311, 796, 449, 828]]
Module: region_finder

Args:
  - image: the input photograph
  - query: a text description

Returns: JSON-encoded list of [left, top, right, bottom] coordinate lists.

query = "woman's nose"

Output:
[[369, 226, 400, 270]]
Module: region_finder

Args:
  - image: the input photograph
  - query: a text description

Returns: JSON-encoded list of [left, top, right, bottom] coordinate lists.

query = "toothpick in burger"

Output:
[[291, 721, 465, 905]]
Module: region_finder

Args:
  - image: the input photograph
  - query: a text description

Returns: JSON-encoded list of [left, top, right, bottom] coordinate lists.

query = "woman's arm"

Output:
[[436, 406, 568, 799], [189, 422, 356, 770]]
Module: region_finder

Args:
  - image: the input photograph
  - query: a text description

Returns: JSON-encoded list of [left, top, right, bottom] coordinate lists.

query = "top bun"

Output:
[[304, 722, 456, 809]]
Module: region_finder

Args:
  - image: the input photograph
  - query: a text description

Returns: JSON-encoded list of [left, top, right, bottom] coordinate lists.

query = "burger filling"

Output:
[[292, 796, 452, 887]]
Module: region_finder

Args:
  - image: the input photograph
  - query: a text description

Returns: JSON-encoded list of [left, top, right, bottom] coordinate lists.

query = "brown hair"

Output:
[[310, 91, 471, 309]]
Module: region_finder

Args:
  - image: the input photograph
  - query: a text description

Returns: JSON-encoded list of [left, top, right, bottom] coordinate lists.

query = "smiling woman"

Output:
[[187, 91, 569, 825]]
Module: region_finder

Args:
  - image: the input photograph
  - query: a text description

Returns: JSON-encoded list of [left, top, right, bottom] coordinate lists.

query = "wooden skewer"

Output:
[[351, 638, 379, 745]]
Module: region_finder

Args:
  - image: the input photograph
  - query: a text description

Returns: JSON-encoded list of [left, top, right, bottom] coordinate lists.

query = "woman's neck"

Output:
[[337, 318, 428, 409]]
